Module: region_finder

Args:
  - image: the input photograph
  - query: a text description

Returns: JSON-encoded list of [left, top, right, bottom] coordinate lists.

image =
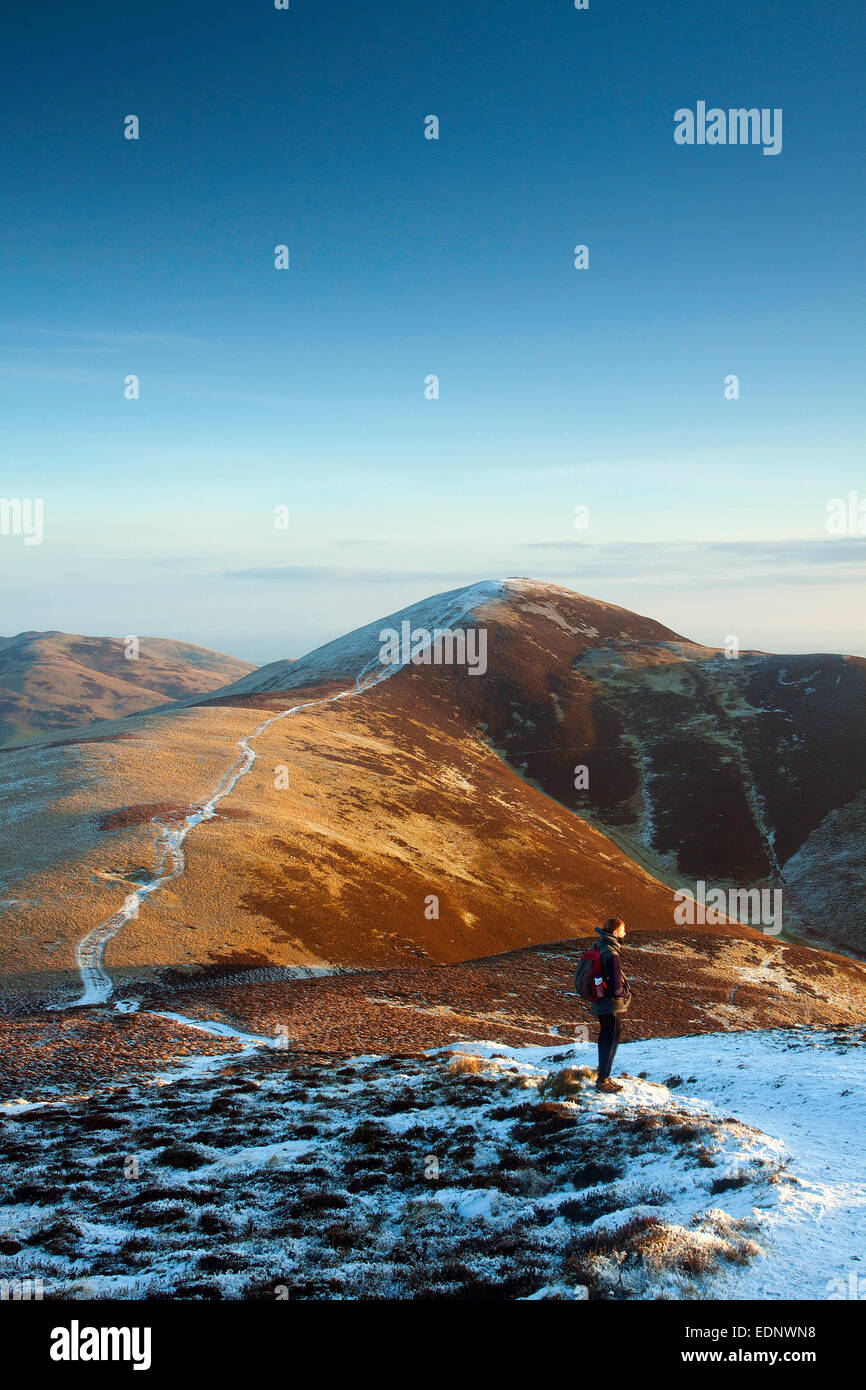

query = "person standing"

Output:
[[590, 917, 631, 1093]]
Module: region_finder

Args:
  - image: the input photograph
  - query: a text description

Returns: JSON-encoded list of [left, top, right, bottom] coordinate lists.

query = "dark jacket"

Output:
[[590, 927, 631, 1017]]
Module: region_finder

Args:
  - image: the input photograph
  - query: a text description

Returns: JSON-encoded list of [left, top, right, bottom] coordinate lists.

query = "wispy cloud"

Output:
[[220, 540, 865, 589], [222, 565, 492, 584], [523, 538, 865, 563], [518, 538, 866, 586]]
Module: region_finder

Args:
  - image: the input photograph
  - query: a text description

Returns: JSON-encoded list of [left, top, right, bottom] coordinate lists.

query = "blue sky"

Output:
[[1, 0, 863, 662]]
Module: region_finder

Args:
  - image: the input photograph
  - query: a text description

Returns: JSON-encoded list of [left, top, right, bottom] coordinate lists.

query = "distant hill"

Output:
[[1, 579, 865, 1012], [0, 631, 256, 745], [196, 575, 866, 957]]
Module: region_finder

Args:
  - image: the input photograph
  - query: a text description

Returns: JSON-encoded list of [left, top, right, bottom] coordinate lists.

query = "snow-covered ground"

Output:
[[467, 1026, 866, 1299], [0, 1025, 862, 1300], [202, 578, 507, 697]]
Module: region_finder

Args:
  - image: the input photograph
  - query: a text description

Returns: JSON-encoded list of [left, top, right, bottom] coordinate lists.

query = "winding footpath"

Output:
[[72, 659, 387, 1007], [68, 579, 507, 1012]]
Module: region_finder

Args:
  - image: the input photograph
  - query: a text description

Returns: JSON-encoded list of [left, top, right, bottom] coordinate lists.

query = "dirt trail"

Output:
[[68, 583, 500, 1011], [71, 667, 383, 1007]]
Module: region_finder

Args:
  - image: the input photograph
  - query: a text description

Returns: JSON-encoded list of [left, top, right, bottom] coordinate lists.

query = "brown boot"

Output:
[[595, 1077, 623, 1094]]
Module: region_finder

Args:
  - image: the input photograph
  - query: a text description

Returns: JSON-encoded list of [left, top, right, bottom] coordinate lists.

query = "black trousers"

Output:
[[597, 1014, 622, 1080]]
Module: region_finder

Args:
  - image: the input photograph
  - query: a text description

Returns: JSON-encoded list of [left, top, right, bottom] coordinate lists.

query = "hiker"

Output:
[[575, 917, 631, 1093]]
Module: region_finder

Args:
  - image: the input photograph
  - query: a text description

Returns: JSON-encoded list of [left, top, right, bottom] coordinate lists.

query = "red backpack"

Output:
[[575, 945, 607, 1002]]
